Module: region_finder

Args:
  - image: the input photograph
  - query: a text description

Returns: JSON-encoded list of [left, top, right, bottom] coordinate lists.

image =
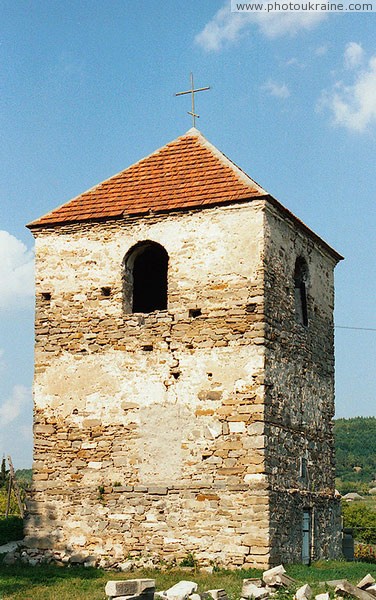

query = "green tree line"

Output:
[[334, 416, 376, 493]]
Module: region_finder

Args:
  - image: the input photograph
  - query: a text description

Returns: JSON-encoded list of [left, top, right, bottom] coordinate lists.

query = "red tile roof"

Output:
[[27, 128, 267, 228]]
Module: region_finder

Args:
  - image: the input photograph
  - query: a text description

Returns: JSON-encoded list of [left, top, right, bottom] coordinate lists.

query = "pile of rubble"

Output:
[[104, 569, 376, 600], [104, 579, 230, 600]]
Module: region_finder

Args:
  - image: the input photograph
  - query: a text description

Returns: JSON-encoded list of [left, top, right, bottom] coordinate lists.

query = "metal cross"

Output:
[[175, 73, 210, 127]]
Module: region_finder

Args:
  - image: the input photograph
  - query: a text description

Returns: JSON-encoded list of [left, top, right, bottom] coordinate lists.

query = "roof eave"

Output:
[[26, 194, 268, 231], [265, 194, 344, 263]]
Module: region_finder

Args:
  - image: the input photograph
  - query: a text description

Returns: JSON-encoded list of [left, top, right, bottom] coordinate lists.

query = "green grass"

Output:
[[0, 562, 375, 600]]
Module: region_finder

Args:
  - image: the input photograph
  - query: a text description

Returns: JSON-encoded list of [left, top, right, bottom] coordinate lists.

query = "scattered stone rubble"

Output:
[[104, 569, 376, 600]]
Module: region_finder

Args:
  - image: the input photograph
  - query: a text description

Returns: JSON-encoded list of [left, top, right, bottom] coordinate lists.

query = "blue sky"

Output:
[[0, 1, 375, 468]]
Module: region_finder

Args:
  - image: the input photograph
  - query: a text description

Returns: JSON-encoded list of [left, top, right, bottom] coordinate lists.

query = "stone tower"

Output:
[[26, 128, 342, 568]]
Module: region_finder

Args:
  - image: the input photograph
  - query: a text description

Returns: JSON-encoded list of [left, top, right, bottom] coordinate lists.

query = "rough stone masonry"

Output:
[[24, 128, 343, 568]]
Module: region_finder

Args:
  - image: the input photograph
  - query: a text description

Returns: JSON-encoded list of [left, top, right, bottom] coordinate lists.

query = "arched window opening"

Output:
[[294, 256, 309, 327], [124, 241, 168, 314]]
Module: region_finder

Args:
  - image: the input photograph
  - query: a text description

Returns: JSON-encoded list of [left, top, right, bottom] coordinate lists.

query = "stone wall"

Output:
[[25, 198, 341, 568], [26, 201, 272, 568], [263, 202, 342, 564]]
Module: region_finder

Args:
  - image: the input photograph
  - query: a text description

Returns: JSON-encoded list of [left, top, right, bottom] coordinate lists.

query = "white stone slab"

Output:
[[294, 584, 312, 600], [105, 579, 155, 597], [164, 581, 198, 600]]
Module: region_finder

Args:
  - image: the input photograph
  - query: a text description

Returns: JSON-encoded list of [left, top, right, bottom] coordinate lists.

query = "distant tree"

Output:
[[342, 501, 376, 544], [15, 469, 32, 489], [0, 457, 8, 488], [335, 417, 376, 486]]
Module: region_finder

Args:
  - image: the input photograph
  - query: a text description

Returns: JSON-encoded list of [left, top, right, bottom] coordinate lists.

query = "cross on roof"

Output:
[[175, 73, 210, 127]]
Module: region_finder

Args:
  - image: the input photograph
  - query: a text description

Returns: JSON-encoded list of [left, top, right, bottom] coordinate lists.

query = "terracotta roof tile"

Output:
[[27, 128, 268, 228]]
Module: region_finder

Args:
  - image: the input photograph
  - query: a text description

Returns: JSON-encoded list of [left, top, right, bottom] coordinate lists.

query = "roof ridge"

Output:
[[190, 129, 267, 195], [27, 129, 267, 229]]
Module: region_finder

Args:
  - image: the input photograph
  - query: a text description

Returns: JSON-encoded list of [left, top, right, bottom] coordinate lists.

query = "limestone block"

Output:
[[242, 579, 263, 592], [315, 594, 329, 600], [357, 575, 376, 590], [164, 581, 198, 600], [241, 584, 269, 599], [294, 584, 312, 600], [105, 579, 155, 598], [118, 560, 133, 573], [262, 565, 285, 586], [206, 589, 228, 600], [335, 581, 375, 600], [109, 597, 152, 600], [229, 422, 246, 433], [242, 535, 267, 547], [275, 574, 296, 588]]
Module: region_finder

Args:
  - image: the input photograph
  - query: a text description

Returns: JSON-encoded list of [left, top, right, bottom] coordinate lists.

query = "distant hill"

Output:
[[334, 416, 376, 494]]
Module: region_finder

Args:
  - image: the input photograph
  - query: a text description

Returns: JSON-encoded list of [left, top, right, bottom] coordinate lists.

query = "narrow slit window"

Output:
[[300, 457, 308, 481], [294, 257, 309, 326]]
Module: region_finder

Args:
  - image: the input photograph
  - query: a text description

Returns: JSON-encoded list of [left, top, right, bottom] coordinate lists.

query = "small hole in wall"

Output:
[[142, 344, 153, 352], [189, 308, 202, 318], [101, 286, 111, 297], [207, 372, 213, 380], [41, 292, 51, 301], [72, 408, 78, 415], [172, 372, 180, 380], [245, 303, 257, 313]]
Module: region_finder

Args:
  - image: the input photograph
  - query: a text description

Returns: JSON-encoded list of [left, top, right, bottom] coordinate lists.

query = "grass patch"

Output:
[[287, 560, 376, 583], [0, 517, 23, 546], [0, 561, 375, 600]]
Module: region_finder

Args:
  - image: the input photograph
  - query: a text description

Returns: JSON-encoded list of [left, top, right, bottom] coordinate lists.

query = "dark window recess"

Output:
[[189, 308, 202, 318], [41, 292, 51, 301], [101, 286, 111, 297], [294, 257, 309, 326], [300, 457, 308, 480], [132, 244, 168, 313]]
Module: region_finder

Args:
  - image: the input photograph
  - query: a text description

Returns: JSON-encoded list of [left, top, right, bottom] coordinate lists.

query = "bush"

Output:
[[342, 501, 376, 544], [354, 543, 376, 564], [0, 488, 20, 516], [0, 516, 23, 546], [336, 479, 371, 496]]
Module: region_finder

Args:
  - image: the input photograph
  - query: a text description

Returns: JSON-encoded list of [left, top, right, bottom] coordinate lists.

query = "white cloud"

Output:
[[195, 2, 327, 51], [0, 231, 34, 311], [262, 79, 290, 98], [319, 47, 376, 133], [315, 44, 329, 56], [344, 42, 364, 70], [0, 385, 31, 428], [285, 57, 305, 69]]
